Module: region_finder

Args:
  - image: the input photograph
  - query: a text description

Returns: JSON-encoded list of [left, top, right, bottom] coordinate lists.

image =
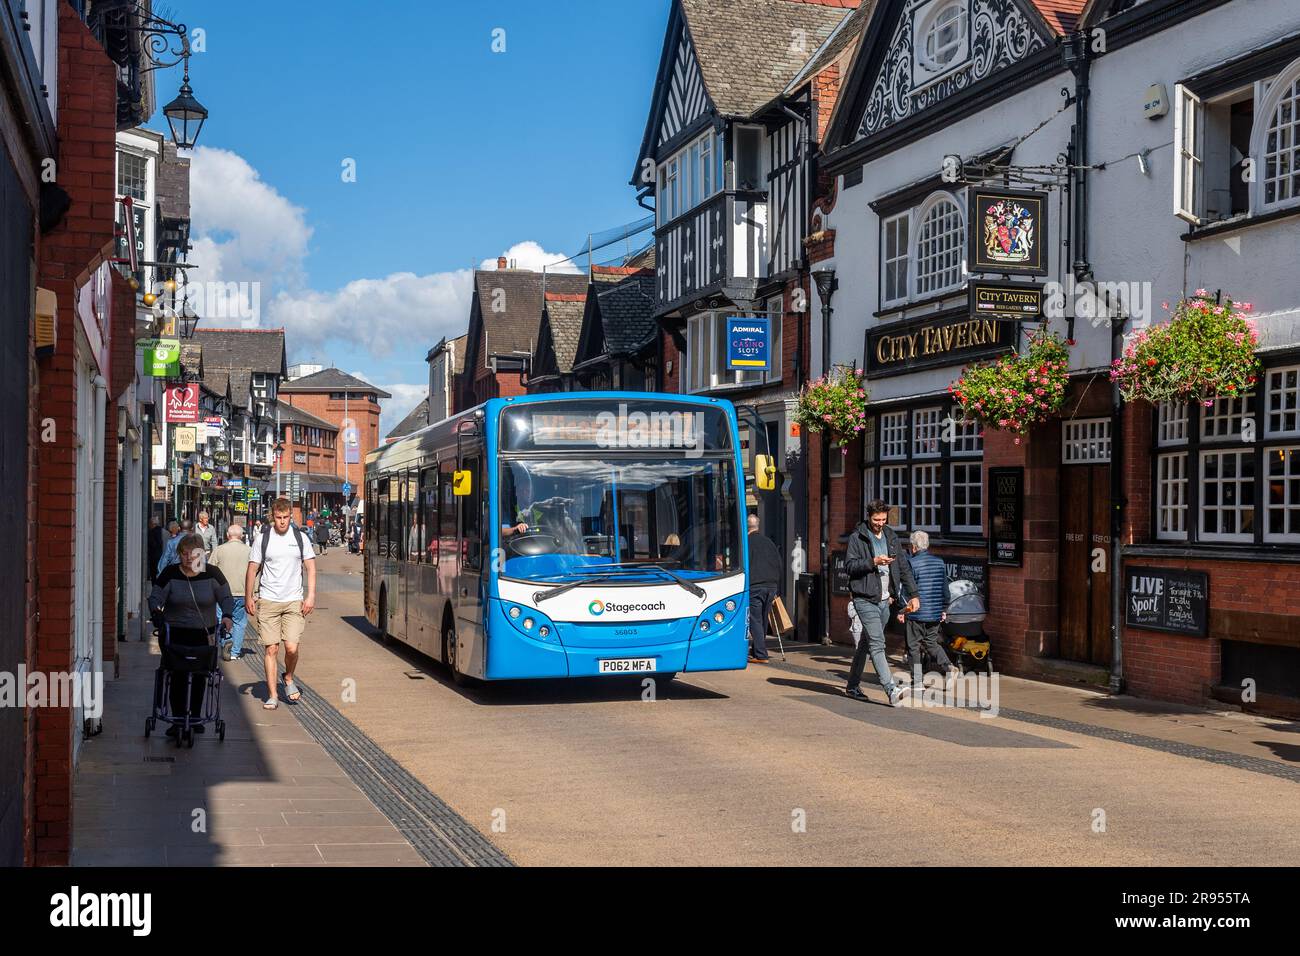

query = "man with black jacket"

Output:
[[844, 499, 919, 707], [747, 514, 783, 663]]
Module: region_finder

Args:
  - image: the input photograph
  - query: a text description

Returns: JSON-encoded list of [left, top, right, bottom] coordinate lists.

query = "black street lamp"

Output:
[[162, 67, 208, 150], [812, 268, 838, 646], [119, 2, 210, 149]]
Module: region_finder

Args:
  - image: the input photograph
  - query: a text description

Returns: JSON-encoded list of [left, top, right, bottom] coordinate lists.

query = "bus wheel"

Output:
[[442, 619, 470, 687], [377, 590, 392, 646]]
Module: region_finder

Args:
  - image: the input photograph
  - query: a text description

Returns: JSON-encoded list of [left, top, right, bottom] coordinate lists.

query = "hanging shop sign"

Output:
[[343, 418, 361, 465], [968, 279, 1043, 319], [726, 316, 770, 370], [212, 451, 229, 466], [226, 477, 244, 489], [199, 471, 213, 482], [988, 467, 1024, 567], [234, 501, 248, 514], [164, 384, 200, 423], [1124, 567, 1209, 637], [173, 426, 197, 453], [865, 312, 1014, 378], [180, 343, 203, 377], [968, 187, 1048, 277], [144, 338, 181, 377]]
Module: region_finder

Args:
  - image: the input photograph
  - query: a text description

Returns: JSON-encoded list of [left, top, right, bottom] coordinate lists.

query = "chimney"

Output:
[[497, 256, 508, 270]]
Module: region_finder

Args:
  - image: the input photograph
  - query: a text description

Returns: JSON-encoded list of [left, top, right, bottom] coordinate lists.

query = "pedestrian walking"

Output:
[[156, 520, 183, 576], [303, 519, 318, 555], [746, 514, 781, 663], [195, 510, 218, 556], [246, 498, 316, 710], [898, 531, 959, 688], [147, 516, 165, 584], [317, 514, 331, 555], [843, 499, 919, 707], [210, 523, 252, 661], [149, 533, 233, 737]]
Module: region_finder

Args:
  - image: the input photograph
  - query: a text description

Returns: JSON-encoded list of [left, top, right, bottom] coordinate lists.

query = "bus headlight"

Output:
[[523, 618, 535, 630], [713, 612, 725, 624], [538, 625, 549, 637], [509, 606, 521, 619], [699, 620, 709, 632], [725, 600, 736, 612]]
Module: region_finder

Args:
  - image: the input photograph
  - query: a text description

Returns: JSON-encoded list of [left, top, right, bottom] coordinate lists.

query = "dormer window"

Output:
[[913, 1, 969, 88]]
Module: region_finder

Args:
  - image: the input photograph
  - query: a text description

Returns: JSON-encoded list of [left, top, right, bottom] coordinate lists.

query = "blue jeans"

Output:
[[846, 598, 898, 695], [217, 598, 247, 656]]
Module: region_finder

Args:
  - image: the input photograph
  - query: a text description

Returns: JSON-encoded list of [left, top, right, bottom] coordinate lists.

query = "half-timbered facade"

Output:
[[632, 0, 872, 602]]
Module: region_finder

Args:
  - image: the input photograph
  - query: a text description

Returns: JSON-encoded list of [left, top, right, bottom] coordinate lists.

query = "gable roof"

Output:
[[466, 268, 589, 374], [533, 292, 588, 377], [194, 328, 287, 379], [386, 398, 430, 441], [276, 400, 336, 431], [595, 273, 658, 357], [784, 0, 878, 96], [279, 367, 392, 398], [634, 0, 860, 177], [1031, 0, 1085, 34]]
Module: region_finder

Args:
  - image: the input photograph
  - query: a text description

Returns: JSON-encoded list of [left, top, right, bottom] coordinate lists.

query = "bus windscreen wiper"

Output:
[[532, 573, 620, 604], [591, 562, 707, 598], [531, 564, 706, 603]]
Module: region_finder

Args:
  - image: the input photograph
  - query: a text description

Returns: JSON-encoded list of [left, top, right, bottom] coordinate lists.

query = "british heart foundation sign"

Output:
[[968, 188, 1047, 276], [164, 384, 200, 423]]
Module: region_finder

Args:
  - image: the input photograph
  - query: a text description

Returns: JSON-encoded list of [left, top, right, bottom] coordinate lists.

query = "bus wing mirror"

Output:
[[754, 454, 776, 491], [453, 470, 472, 496]]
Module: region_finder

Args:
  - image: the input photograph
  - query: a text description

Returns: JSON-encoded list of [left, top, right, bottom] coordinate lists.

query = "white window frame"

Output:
[[1252, 57, 1300, 214], [1062, 418, 1112, 464], [912, 406, 943, 459], [1199, 448, 1256, 542], [879, 464, 908, 529], [881, 212, 910, 308], [880, 411, 908, 460], [912, 0, 970, 90], [1156, 452, 1188, 540], [1265, 364, 1300, 437], [1201, 392, 1255, 440], [1265, 446, 1300, 543], [1157, 401, 1189, 446], [912, 192, 965, 297], [950, 460, 982, 533], [950, 416, 983, 456], [911, 463, 941, 531], [1173, 83, 1204, 224]]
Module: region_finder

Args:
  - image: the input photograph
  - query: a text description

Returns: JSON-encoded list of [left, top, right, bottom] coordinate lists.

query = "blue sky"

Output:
[[156, 0, 668, 429]]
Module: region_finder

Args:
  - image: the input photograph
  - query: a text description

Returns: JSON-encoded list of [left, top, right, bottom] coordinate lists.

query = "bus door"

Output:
[[405, 464, 440, 657], [456, 432, 486, 675]]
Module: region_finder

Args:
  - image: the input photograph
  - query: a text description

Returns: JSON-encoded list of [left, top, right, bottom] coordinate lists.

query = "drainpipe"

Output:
[[812, 269, 838, 646], [88, 374, 108, 737]]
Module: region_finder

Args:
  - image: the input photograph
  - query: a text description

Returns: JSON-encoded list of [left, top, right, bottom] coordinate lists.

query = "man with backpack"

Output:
[[245, 498, 316, 709]]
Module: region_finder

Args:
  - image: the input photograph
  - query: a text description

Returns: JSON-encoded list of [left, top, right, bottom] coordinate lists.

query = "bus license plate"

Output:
[[598, 658, 657, 674]]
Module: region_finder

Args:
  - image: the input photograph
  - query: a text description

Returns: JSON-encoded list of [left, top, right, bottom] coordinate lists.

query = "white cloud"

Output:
[[480, 240, 582, 274], [375, 382, 428, 437]]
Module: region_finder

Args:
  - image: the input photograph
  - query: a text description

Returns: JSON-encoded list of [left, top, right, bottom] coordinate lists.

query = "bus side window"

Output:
[[377, 477, 390, 558], [462, 454, 482, 570], [405, 470, 419, 562], [420, 466, 438, 563], [387, 475, 401, 560], [439, 461, 456, 562]]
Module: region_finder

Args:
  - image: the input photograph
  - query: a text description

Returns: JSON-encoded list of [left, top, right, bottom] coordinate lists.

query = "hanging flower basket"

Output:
[[794, 366, 869, 444], [1110, 293, 1260, 407], [949, 328, 1071, 437]]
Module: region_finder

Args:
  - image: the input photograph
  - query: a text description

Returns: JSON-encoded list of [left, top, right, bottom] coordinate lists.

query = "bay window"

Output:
[[656, 129, 726, 226]]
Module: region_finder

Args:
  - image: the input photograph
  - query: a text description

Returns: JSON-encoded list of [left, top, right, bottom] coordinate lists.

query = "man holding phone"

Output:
[[843, 499, 919, 706]]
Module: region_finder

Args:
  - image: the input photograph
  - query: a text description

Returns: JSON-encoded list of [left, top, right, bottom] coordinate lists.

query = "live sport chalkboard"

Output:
[[988, 467, 1023, 567], [830, 550, 850, 595], [938, 556, 988, 601], [1124, 567, 1209, 637]]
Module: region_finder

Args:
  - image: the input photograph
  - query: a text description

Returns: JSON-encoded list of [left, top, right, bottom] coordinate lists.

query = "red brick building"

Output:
[[280, 368, 390, 503], [274, 400, 340, 520]]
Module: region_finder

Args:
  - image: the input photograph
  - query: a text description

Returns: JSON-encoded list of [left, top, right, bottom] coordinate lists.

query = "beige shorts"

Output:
[[257, 599, 305, 647]]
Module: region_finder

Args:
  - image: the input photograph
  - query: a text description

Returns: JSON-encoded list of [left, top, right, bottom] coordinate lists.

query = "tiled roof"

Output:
[[1029, 0, 1086, 35], [472, 268, 588, 366], [276, 400, 336, 430], [681, 0, 857, 117], [386, 397, 429, 441], [194, 328, 286, 378], [202, 368, 230, 399], [280, 367, 392, 398], [596, 274, 658, 354], [539, 294, 587, 373], [784, 0, 877, 95]]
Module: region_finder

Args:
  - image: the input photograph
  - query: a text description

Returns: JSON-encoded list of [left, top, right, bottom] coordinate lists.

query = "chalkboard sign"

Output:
[[830, 550, 851, 595], [988, 467, 1023, 567], [938, 556, 988, 600], [1124, 566, 1209, 637]]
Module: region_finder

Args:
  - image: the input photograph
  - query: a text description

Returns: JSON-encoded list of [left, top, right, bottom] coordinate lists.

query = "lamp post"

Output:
[[117, 2, 210, 149], [812, 267, 838, 646]]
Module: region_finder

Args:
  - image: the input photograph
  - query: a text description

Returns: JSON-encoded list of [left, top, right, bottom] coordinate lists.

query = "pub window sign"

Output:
[[968, 188, 1048, 277]]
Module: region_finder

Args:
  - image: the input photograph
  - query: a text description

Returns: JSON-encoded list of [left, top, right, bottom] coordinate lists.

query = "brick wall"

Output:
[[30, 5, 119, 866], [282, 392, 378, 480]]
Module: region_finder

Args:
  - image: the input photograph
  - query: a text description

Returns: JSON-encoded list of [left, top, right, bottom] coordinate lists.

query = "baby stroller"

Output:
[[942, 580, 993, 675], [145, 624, 226, 748]]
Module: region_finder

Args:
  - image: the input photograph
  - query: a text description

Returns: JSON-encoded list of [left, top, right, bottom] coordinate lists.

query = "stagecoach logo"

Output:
[[589, 599, 668, 615], [594, 403, 706, 459]]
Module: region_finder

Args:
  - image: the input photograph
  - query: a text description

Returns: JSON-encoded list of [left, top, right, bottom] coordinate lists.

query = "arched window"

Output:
[[913, 193, 964, 296], [922, 2, 967, 71], [1253, 57, 1300, 213]]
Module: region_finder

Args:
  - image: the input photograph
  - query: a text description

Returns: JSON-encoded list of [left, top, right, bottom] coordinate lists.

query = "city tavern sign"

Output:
[[865, 312, 1014, 378]]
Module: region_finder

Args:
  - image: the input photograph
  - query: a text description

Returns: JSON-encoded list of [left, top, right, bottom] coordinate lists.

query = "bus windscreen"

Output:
[[500, 400, 733, 454]]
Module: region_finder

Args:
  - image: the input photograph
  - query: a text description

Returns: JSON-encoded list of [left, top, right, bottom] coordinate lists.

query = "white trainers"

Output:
[[888, 685, 909, 707]]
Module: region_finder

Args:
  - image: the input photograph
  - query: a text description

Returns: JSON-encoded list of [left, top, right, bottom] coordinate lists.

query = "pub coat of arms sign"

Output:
[[968, 188, 1048, 277]]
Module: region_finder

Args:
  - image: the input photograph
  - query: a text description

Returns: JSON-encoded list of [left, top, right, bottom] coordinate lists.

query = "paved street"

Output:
[[265, 551, 1300, 866]]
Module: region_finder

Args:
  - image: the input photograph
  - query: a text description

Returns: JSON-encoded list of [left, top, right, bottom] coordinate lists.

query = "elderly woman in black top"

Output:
[[150, 533, 234, 735]]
